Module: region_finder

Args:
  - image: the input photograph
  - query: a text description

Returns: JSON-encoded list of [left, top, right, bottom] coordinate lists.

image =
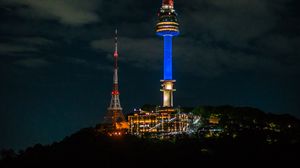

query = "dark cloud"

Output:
[[15, 37, 53, 46], [0, 37, 54, 61], [0, 0, 101, 25], [15, 58, 50, 68], [0, 43, 38, 55]]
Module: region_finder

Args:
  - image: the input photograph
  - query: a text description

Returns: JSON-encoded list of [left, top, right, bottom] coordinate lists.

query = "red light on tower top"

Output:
[[162, 0, 174, 7]]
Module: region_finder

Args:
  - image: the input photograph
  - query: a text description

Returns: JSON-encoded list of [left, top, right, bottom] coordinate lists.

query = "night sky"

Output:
[[1, 0, 300, 150]]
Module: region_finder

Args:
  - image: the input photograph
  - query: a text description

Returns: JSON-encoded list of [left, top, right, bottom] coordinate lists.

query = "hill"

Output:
[[1, 106, 300, 168]]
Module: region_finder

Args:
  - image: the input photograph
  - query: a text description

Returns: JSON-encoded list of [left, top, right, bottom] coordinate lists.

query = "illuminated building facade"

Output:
[[156, 0, 179, 107], [104, 29, 128, 130], [128, 109, 190, 137]]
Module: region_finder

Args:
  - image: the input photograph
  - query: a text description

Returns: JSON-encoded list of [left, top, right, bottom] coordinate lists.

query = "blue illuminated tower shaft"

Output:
[[164, 36, 173, 80]]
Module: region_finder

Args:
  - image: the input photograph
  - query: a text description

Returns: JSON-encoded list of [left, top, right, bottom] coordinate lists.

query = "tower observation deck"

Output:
[[156, 0, 179, 108]]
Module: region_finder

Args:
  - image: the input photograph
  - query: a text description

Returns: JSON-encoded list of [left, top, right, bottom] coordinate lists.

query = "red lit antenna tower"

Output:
[[104, 29, 126, 126]]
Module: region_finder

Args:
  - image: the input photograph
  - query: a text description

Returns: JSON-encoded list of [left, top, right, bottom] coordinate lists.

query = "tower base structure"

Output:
[[160, 80, 176, 108]]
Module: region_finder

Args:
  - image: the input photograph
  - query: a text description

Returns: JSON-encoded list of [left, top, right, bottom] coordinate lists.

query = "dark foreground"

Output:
[[1, 127, 299, 168]]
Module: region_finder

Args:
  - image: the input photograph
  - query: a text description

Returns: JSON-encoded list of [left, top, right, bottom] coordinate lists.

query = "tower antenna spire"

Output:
[[104, 29, 126, 128]]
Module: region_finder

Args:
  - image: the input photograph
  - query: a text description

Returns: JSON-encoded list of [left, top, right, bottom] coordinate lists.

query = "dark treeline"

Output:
[[1, 105, 300, 168]]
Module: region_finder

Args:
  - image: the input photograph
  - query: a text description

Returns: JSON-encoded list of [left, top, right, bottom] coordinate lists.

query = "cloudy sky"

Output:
[[0, 0, 299, 150]]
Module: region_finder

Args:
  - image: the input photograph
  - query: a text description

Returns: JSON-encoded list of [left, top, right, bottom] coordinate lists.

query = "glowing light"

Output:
[[156, 28, 178, 32], [156, 29, 179, 37], [165, 82, 173, 90], [115, 121, 129, 129], [114, 51, 118, 57], [112, 90, 119, 95], [156, 22, 179, 26]]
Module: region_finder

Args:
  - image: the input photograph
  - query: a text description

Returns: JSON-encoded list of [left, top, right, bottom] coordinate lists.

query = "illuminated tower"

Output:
[[156, 0, 179, 107], [105, 29, 126, 127]]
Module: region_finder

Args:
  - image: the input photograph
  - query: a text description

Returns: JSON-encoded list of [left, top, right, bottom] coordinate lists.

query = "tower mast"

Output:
[[104, 29, 125, 127]]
